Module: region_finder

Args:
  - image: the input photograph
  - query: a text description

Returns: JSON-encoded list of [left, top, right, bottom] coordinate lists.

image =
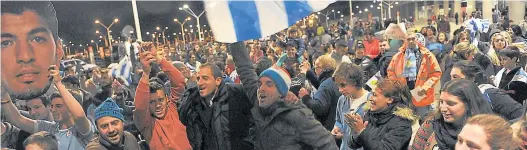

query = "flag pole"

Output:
[[132, 0, 142, 41]]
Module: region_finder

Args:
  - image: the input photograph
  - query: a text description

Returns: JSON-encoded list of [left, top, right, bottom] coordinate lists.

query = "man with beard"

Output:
[[1, 1, 64, 100], [133, 43, 191, 150], [2, 65, 95, 150], [387, 31, 442, 120], [229, 42, 337, 149], [86, 98, 141, 150], [178, 62, 255, 149]]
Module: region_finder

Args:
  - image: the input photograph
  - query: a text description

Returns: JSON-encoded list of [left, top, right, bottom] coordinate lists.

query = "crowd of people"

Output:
[[2, 1, 527, 150]]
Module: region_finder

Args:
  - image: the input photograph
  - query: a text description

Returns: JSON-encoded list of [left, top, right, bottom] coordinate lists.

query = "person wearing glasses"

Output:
[[387, 31, 442, 121]]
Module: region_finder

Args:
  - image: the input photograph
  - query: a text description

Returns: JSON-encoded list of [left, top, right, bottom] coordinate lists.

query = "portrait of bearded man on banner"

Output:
[[1, 1, 64, 100]]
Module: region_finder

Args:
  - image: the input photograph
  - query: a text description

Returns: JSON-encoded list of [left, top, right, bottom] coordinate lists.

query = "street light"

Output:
[[179, 4, 206, 41], [377, 0, 399, 26], [94, 18, 119, 62], [174, 17, 191, 44], [156, 26, 168, 45]]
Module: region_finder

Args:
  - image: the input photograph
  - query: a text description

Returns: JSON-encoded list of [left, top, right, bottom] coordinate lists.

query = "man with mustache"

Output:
[[86, 98, 141, 150], [387, 31, 442, 120], [1, 1, 64, 101], [229, 42, 337, 149], [133, 43, 192, 150]]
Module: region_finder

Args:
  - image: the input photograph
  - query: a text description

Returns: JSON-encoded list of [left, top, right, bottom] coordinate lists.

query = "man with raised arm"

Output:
[[1, 65, 95, 150], [229, 42, 338, 150], [133, 43, 192, 150]]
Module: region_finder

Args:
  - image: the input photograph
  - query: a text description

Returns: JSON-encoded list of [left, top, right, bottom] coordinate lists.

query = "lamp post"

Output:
[[174, 17, 191, 44], [95, 18, 119, 63], [179, 4, 205, 41], [156, 26, 168, 45]]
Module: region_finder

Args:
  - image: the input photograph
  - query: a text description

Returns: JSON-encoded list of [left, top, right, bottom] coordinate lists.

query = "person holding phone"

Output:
[[346, 79, 418, 150]]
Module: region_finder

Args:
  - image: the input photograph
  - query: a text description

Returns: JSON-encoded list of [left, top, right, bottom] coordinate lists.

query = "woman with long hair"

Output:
[[456, 114, 513, 150], [485, 32, 511, 66], [410, 79, 494, 150], [346, 79, 418, 150], [450, 60, 523, 121]]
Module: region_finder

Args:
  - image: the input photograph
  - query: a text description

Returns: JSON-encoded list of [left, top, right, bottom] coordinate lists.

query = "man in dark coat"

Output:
[[230, 42, 338, 150], [178, 63, 255, 150]]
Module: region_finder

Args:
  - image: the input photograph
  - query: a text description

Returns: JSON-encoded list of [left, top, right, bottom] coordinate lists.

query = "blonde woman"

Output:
[[486, 32, 511, 66], [440, 42, 478, 86]]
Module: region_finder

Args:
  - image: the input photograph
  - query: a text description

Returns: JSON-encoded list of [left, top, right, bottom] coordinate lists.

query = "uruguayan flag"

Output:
[[111, 56, 133, 86], [205, 0, 336, 43]]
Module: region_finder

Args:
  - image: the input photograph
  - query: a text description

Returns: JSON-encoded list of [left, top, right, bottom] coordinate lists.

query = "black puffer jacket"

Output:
[[178, 81, 255, 150], [349, 104, 414, 150], [230, 42, 338, 150]]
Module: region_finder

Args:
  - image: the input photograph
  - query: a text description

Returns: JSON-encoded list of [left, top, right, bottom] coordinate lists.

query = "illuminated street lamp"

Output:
[[94, 18, 119, 62], [174, 17, 191, 44], [179, 4, 205, 41]]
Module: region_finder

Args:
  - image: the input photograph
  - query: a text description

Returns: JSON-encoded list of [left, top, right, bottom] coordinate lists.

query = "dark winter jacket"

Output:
[[349, 104, 415, 150], [478, 84, 523, 121], [494, 67, 527, 104], [178, 81, 255, 150], [301, 69, 341, 130], [86, 132, 141, 150], [230, 42, 338, 150]]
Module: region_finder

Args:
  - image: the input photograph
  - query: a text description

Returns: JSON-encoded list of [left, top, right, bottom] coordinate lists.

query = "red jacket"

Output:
[[133, 60, 192, 150], [364, 39, 380, 59]]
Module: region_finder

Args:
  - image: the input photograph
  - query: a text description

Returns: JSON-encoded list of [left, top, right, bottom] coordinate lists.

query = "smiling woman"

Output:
[[1, 1, 63, 100], [410, 79, 494, 150]]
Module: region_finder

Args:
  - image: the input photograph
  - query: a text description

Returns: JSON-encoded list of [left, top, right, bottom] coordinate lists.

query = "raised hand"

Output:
[[140, 51, 156, 75], [49, 65, 61, 84]]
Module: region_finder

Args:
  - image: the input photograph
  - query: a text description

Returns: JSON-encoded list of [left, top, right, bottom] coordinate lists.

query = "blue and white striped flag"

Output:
[[205, 0, 336, 43], [111, 56, 133, 86]]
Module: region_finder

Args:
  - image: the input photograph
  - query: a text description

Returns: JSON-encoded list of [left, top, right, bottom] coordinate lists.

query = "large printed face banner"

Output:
[[1, 2, 64, 100]]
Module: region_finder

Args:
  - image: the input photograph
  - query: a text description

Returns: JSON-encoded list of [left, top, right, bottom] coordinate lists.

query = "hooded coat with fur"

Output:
[[348, 104, 418, 150]]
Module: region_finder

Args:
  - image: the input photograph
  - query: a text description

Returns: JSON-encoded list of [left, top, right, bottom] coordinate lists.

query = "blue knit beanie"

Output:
[[95, 98, 124, 122], [259, 67, 292, 97]]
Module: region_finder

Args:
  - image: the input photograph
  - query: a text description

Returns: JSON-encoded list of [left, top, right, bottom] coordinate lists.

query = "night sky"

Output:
[[54, 1, 206, 46], [52, 1, 350, 48]]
